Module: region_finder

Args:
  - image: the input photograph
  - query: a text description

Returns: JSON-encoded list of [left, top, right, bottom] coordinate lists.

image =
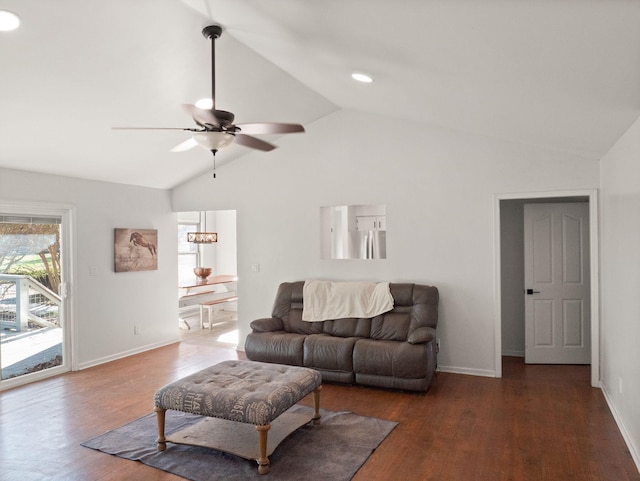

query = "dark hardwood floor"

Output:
[[0, 327, 638, 481]]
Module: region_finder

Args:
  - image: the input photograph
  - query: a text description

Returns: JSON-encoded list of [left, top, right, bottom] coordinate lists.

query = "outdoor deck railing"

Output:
[[0, 274, 61, 332]]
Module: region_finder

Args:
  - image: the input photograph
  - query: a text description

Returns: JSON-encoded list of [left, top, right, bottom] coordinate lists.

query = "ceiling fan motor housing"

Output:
[[211, 110, 234, 126], [202, 25, 222, 40]]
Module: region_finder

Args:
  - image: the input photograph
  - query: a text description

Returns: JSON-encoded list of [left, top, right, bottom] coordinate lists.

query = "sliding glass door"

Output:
[[0, 208, 71, 388]]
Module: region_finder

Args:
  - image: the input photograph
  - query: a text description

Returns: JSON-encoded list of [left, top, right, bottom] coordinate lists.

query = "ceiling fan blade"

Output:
[[234, 134, 277, 152], [112, 127, 191, 130], [170, 138, 198, 152], [182, 104, 220, 127], [235, 123, 305, 135]]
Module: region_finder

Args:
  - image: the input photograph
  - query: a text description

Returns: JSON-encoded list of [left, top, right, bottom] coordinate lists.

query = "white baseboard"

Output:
[[502, 350, 525, 357], [601, 385, 640, 473], [76, 337, 180, 371], [437, 364, 497, 378]]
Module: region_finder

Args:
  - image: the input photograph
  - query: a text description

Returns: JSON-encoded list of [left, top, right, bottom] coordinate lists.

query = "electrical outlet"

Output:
[[618, 377, 623, 393], [134, 325, 140, 335], [436, 338, 441, 352], [251, 263, 260, 272]]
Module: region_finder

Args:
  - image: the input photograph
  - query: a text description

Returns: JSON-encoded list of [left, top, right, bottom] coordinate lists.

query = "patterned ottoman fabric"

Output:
[[154, 360, 322, 426]]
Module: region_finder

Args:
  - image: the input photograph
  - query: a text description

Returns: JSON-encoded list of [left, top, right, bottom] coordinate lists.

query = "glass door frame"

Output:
[[0, 201, 75, 391]]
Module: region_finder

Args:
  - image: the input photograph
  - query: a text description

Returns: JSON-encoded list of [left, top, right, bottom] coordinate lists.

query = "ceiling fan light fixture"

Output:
[[0, 10, 20, 31], [352, 72, 373, 83], [195, 98, 213, 109], [192, 131, 235, 151]]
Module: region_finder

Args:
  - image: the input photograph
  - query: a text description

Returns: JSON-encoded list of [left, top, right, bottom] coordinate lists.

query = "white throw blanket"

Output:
[[302, 280, 394, 322]]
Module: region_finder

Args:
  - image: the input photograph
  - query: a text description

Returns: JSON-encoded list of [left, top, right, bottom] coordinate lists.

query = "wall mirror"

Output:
[[320, 204, 386, 259]]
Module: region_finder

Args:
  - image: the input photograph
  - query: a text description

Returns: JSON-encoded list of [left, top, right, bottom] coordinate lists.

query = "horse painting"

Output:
[[114, 228, 158, 272], [130, 231, 157, 257]]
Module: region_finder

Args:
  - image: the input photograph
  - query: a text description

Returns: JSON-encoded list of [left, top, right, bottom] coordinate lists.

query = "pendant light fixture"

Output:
[[187, 212, 218, 244]]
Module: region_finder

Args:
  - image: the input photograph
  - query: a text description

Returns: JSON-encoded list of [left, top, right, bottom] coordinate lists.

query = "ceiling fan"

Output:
[[114, 25, 305, 177]]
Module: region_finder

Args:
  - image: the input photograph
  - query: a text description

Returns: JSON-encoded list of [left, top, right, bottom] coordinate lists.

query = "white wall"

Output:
[[209, 210, 237, 276], [171, 108, 599, 376], [600, 115, 640, 467], [0, 167, 178, 369]]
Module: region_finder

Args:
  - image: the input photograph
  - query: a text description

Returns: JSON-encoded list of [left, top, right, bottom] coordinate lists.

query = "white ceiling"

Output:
[[2, 0, 640, 189]]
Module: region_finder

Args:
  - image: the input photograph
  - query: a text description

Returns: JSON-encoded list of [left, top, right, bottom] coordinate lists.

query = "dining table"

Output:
[[178, 275, 238, 329]]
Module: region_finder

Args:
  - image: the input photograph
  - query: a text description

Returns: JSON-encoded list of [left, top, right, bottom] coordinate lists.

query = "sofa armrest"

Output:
[[407, 326, 436, 345], [250, 317, 284, 332]]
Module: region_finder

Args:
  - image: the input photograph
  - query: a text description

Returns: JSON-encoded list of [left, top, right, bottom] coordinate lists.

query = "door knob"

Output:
[[526, 289, 540, 295]]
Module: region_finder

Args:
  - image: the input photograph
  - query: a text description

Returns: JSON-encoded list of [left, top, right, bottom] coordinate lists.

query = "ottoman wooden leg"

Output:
[[256, 424, 271, 474], [312, 385, 322, 425], [154, 407, 167, 451]]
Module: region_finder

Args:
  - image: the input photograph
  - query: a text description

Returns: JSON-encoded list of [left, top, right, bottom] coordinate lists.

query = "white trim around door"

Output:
[[493, 189, 600, 387]]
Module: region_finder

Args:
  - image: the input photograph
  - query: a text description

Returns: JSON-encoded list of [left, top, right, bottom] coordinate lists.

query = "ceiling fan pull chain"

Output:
[[211, 149, 217, 178]]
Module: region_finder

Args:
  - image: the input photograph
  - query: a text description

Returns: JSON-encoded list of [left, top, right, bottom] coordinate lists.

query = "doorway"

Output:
[[494, 190, 600, 386], [0, 204, 73, 390], [177, 210, 238, 347]]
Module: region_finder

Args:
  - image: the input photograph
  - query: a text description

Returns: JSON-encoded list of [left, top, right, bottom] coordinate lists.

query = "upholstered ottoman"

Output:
[[154, 359, 322, 474]]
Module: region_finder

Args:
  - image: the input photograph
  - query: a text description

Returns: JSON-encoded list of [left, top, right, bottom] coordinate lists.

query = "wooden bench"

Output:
[[199, 296, 237, 329]]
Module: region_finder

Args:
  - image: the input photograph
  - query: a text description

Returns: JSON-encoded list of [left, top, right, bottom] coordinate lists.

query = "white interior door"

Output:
[[524, 203, 590, 364]]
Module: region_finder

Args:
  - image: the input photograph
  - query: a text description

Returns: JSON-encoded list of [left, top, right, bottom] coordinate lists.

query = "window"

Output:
[[178, 223, 198, 284]]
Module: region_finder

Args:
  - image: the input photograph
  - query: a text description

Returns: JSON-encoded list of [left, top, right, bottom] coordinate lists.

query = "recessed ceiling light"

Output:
[[195, 98, 213, 109], [352, 72, 373, 83], [0, 10, 20, 32]]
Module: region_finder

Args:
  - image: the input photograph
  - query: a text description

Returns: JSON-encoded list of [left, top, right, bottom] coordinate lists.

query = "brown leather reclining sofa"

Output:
[[244, 281, 439, 392]]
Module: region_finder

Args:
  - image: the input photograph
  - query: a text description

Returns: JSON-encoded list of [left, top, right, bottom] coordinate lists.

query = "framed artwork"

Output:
[[114, 228, 158, 272]]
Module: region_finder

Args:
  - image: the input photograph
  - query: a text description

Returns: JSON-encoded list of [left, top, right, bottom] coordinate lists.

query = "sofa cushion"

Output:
[[370, 311, 411, 341], [389, 283, 415, 306], [272, 282, 324, 335], [322, 318, 371, 338], [303, 334, 357, 371], [353, 338, 430, 378], [244, 332, 306, 366], [282, 307, 325, 335]]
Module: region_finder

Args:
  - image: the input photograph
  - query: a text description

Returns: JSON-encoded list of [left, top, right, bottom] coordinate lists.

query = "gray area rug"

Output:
[[82, 404, 397, 481]]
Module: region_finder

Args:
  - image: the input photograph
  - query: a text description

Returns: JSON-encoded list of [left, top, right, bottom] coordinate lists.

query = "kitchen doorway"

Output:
[[177, 210, 238, 347]]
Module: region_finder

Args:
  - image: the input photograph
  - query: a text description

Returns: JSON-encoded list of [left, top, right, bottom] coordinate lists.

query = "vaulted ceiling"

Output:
[[2, 0, 639, 189]]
